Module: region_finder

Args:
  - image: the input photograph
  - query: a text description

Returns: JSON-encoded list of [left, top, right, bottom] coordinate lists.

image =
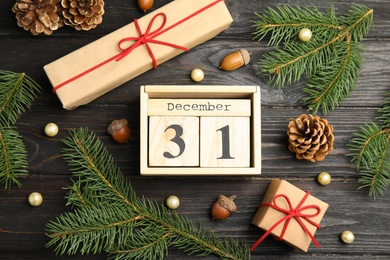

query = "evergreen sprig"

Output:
[[0, 70, 42, 126], [0, 126, 29, 189], [253, 4, 373, 115], [46, 128, 249, 260], [347, 92, 390, 198], [0, 70, 41, 189]]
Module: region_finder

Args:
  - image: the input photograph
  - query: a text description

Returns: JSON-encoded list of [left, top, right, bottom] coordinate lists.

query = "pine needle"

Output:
[[347, 111, 390, 198], [0, 126, 28, 189], [0, 70, 41, 189], [253, 4, 373, 115], [0, 70, 42, 126], [46, 128, 249, 259]]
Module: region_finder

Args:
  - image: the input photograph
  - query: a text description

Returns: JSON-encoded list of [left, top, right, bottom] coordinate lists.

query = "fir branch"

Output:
[[347, 88, 390, 198], [303, 41, 363, 115], [46, 128, 249, 260], [253, 4, 373, 115], [0, 126, 28, 189], [0, 70, 42, 126], [376, 92, 390, 128], [347, 123, 390, 198], [253, 5, 339, 46]]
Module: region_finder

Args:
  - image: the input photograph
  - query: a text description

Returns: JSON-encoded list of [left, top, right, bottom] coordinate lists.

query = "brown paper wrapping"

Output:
[[251, 180, 329, 252], [43, 0, 233, 110]]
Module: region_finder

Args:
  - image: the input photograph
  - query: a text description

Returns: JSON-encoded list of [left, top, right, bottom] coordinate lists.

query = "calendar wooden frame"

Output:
[[140, 85, 261, 175]]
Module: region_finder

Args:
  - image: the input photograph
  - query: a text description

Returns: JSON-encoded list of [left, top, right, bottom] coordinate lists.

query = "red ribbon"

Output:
[[52, 0, 224, 93], [250, 192, 321, 251], [116, 13, 189, 67]]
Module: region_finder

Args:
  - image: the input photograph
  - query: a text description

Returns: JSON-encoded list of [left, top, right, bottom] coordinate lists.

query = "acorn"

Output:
[[219, 49, 251, 71], [137, 0, 154, 13], [210, 194, 237, 220], [107, 119, 131, 144]]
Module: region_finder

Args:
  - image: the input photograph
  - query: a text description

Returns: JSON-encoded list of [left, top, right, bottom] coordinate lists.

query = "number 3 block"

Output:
[[200, 117, 250, 167], [149, 116, 200, 166]]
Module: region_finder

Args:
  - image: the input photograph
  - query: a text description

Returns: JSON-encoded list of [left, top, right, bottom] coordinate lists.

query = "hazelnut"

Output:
[[107, 119, 131, 144], [219, 49, 251, 71], [210, 194, 237, 220]]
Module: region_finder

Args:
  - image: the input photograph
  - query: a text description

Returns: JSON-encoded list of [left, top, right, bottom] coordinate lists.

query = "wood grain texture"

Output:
[[1, 0, 390, 259]]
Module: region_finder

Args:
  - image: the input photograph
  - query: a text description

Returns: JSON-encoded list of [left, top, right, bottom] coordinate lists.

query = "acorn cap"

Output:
[[239, 49, 251, 65], [107, 119, 128, 134], [217, 194, 237, 213]]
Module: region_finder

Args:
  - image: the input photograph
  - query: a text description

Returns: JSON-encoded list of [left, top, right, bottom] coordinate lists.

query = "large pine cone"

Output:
[[12, 0, 64, 35], [61, 0, 105, 31], [287, 114, 334, 162]]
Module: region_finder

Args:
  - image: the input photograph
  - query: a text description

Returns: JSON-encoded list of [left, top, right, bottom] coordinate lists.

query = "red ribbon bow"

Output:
[[52, 13, 189, 93], [116, 13, 189, 68], [250, 191, 321, 251]]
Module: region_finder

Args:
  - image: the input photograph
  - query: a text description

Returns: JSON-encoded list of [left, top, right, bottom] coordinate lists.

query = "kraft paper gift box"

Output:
[[251, 179, 329, 252], [44, 0, 233, 110]]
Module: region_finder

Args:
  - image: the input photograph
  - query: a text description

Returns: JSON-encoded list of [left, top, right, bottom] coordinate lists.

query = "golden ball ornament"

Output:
[[44, 123, 59, 137], [298, 28, 312, 42], [190, 68, 204, 82], [317, 171, 332, 185], [341, 230, 355, 244], [166, 195, 180, 209], [28, 192, 43, 207]]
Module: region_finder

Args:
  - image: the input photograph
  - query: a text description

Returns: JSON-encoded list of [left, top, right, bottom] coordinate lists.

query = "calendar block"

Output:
[[140, 85, 261, 176], [200, 117, 250, 167], [149, 116, 199, 166]]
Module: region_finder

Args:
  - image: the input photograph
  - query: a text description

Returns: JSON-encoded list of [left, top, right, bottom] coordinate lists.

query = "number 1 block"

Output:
[[200, 117, 250, 167], [149, 116, 199, 167]]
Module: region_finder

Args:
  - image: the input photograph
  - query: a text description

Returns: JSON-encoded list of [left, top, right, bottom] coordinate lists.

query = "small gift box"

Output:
[[44, 0, 233, 110], [251, 179, 329, 252]]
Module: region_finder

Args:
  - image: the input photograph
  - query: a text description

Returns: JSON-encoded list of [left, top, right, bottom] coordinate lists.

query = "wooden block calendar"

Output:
[[140, 85, 261, 175]]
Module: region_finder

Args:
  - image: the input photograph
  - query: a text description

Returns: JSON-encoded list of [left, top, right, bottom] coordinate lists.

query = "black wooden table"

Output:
[[1, 0, 389, 259]]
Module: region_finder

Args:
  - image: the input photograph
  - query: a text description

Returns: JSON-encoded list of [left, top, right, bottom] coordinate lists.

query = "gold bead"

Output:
[[341, 230, 354, 244], [298, 28, 312, 42], [190, 68, 204, 82], [166, 195, 180, 209], [44, 123, 59, 137], [317, 171, 331, 185], [28, 192, 43, 207]]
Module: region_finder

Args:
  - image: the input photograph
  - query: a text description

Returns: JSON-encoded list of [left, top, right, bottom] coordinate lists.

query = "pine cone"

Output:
[[12, 0, 64, 35], [61, 0, 105, 31], [287, 114, 334, 162]]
